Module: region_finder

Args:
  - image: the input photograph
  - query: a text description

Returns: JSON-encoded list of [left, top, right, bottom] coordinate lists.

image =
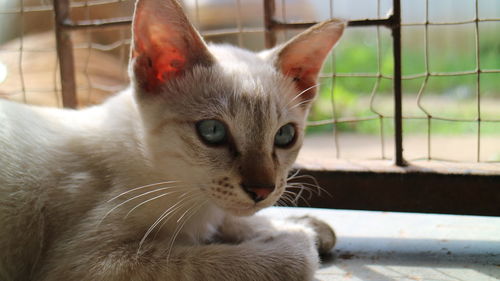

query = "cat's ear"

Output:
[[131, 0, 214, 93], [267, 19, 345, 107]]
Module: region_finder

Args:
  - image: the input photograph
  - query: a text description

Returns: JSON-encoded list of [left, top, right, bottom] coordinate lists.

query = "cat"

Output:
[[0, 0, 344, 280]]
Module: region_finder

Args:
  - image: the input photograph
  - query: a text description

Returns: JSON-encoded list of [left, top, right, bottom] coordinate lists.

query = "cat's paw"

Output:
[[289, 215, 336, 255]]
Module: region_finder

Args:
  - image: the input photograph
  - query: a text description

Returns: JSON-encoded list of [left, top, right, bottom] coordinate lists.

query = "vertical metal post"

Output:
[[392, 0, 406, 166], [474, 0, 481, 162], [54, 0, 78, 108], [263, 0, 277, 48]]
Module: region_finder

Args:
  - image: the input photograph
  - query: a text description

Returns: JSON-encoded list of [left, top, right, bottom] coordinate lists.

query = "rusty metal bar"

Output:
[[391, 0, 406, 166], [348, 17, 394, 27], [61, 17, 132, 31], [53, 0, 77, 108], [403, 18, 500, 26], [474, 0, 481, 163], [61, 18, 265, 37], [263, 0, 277, 48], [272, 18, 394, 30]]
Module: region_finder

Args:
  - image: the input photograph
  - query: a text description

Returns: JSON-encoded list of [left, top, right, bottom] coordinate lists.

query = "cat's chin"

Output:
[[224, 206, 261, 217], [223, 201, 278, 217]]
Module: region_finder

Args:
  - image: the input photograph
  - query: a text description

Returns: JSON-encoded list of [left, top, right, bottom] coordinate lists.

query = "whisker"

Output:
[[283, 190, 301, 206], [286, 169, 301, 181], [288, 97, 316, 110], [166, 200, 207, 265], [299, 182, 332, 198], [287, 183, 313, 195], [287, 183, 314, 199], [288, 174, 320, 185], [284, 189, 305, 205], [136, 193, 203, 254], [99, 184, 192, 225], [124, 189, 195, 219], [108, 180, 180, 202], [300, 197, 311, 207], [152, 193, 203, 239], [275, 197, 286, 207], [274, 200, 282, 207], [288, 186, 313, 206], [298, 189, 312, 207], [280, 193, 296, 207], [287, 174, 332, 198], [298, 184, 313, 200], [282, 83, 322, 111]]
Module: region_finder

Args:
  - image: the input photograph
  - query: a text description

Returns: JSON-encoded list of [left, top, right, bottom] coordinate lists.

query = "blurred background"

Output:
[[0, 0, 498, 166]]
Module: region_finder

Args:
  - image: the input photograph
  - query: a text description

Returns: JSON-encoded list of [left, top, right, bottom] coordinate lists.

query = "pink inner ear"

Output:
[[152, 44, 186, 82], [133, 40, 187, 92], [133, 16, 188, 92], [132, 1, 214, 93]]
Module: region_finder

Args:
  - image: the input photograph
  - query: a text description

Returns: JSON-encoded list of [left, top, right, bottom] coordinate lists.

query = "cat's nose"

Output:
[[241, 182, 275, 203]]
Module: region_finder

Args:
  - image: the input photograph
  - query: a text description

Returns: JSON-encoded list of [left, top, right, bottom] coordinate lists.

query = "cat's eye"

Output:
[[196, 119, 227, 145], [274, 123, 296, 148]]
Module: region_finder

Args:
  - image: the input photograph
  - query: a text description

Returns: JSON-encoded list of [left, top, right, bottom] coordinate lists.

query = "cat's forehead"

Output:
[[208, 44, 297, 113], [166, 47, 297, 121], [174, 72, 287, 124], [206, 69, 294, 126], [208, 44, 274, 75]]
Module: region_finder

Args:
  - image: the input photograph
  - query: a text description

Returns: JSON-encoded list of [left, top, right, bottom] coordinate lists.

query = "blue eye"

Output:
[[196, 120, 227, 145], [274, 123, 296, 148]]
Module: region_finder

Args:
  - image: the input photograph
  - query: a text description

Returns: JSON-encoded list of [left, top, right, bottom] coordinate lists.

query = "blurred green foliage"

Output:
[[308, 27, 500, 135]]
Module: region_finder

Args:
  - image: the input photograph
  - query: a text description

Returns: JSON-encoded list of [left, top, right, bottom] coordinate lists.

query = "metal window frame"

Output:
[[53, 0, 500, 216]]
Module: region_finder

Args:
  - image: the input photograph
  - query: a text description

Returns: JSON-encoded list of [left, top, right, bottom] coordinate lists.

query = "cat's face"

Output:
[[130, 0, 344, 216], [135, 48, 309, 215]]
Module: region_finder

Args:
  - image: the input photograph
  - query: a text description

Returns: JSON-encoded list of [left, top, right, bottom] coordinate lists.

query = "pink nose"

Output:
[[241, 183, 275, 202]]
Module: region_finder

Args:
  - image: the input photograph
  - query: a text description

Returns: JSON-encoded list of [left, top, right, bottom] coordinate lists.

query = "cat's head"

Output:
[[129, 0, 344, 216]]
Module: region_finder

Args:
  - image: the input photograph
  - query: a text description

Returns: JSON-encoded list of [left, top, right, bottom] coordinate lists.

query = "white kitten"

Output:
[[0, 0, 344, 280]]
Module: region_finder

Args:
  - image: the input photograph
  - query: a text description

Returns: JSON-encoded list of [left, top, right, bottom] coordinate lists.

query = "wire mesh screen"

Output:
[[0, 0, 60, 106], [0, 0, 499, 169], [400, 0, 500, 164], [0, 0, 133, 107], [269, 0, 500, 167]]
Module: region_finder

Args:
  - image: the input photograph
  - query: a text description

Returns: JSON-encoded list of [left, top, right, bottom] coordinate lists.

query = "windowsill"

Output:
[[261, 207, 500, 281], [295, 158, 500, 175], [298, 133, 500, 175]]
